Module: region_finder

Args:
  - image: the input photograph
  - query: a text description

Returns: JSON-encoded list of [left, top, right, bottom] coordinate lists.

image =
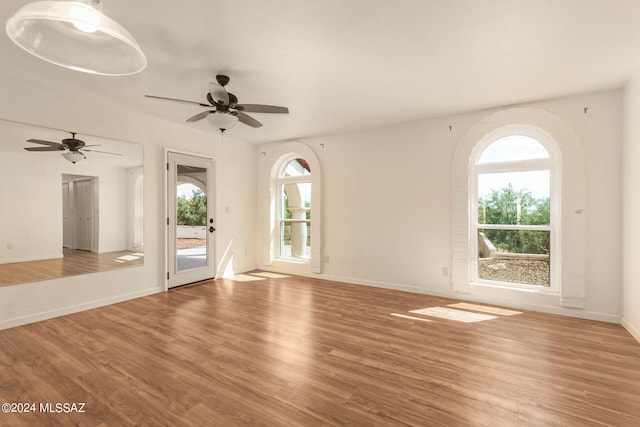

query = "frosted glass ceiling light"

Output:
[[207, 113, 239, 133], [5, 0, 147, 76], [62, 151, 85, 164]]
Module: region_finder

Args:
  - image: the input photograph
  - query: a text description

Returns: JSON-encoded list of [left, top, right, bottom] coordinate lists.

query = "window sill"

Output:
[[275, 257, 310, 265]]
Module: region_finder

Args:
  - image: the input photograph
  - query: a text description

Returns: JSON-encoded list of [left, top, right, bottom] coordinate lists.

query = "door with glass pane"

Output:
[[167, 152, 216, 288]]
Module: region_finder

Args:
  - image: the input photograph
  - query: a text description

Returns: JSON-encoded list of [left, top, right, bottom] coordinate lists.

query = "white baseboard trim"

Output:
[[0, 287, 162, 331], [622, 318, 640, 344], [273, 270, 621, 324], [0, 253, 63, 264]]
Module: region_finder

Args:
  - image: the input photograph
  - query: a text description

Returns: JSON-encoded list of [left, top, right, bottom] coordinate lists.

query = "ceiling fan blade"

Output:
[[24, 146, 61, 151], [209, 82, 229, 105], [186, 110, 214, 122], [26, 138, 63, 147], [237, 104, 289, 114], [228, 93, 238, 108], [83, 149, 123, 156], [236, 112, 263, 128], [145, 95, 210, 107]]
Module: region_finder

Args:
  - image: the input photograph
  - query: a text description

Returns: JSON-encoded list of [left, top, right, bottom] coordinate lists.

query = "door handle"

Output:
[[209, 226, 216, 233]]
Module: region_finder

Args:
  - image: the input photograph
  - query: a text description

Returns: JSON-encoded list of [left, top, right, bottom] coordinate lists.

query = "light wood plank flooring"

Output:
[[0, 249, 144, 287], [0, 273, 639, 426]]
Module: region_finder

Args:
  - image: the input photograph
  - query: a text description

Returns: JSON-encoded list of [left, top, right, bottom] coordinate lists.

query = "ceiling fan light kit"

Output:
[[207, 113, 238, 132], [5, 0, 147, 76], [62, 151, 86, 163]]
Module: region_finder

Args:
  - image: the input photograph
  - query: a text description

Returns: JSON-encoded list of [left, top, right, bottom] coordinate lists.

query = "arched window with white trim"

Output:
[[452, 108, 585, 309], [471, 133, 559, 290], [259, 142, 322, 274]]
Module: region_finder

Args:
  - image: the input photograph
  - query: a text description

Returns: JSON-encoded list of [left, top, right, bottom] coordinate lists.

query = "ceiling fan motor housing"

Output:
[[62, 138, 85, 150]]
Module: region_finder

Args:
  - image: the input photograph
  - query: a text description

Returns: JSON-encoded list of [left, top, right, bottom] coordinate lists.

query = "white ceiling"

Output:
[[2, 0, 640, 144]]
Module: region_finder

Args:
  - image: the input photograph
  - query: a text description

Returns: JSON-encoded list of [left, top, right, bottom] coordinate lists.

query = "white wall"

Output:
[[258, 89, 624, 322], [0, 77, 257, 330], [97, 168, 128, 253], [623, 77, 640, 341], [215, 137, 259, 276], [0, 144, 63, 262]]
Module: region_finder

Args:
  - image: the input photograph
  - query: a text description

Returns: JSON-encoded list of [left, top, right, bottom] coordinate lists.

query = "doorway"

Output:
[[167, 152, 216, 288], [62, 174, 98, 252]]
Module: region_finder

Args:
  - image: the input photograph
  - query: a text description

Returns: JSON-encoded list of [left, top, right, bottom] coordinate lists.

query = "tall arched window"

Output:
[[260, 142, 322, 274], [471, 133, 558, 290], [276, 157, 311, 260], [453, 108, 585, 309]]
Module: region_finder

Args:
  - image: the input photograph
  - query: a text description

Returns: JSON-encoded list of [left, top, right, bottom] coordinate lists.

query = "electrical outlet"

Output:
[[6, 243, 12, 250], [323, 255, 330, 263], [441, 266, 449, 277]]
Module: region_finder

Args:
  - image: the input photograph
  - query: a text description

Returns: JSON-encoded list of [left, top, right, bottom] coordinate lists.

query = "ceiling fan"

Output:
[[24, 132, 122, 164], [145, 74, 289, 131]]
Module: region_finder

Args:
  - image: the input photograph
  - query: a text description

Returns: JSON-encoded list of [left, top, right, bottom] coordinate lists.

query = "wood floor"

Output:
[[0, 273, 639, 426], [0, 249, 144, 287]]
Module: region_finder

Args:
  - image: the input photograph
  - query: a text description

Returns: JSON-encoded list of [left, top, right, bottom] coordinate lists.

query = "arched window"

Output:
[[276, 157, 311, 260], [452, 108, 585, 309], [259, 142, 322, 274], [471, 133, 558, 290]]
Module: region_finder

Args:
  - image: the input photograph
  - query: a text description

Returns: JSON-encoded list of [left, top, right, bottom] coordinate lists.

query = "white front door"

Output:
[[167, 152, 216, 288]]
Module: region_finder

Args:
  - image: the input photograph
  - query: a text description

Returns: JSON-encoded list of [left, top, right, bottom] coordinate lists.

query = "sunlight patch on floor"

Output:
[[409, 307, 497, 323], [225, 274, 266, 282], [117, 255, 142, 262], [447, 302, 522, 316], [392, 300, 524, 324], [390, 313, 433, 322], [250, 272, 291, 279]]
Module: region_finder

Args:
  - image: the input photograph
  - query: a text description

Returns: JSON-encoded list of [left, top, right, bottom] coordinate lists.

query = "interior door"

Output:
[[74, 178, 93, 251], [167, 152, 216, 288], [62, 181, 72, 248]]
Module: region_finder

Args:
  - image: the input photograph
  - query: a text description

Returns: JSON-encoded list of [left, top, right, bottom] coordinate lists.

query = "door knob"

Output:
[[209, 226, 216, 233]]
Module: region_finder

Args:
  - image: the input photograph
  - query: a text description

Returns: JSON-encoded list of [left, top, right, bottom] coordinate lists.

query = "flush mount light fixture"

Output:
[[5, 0, 147, 76]]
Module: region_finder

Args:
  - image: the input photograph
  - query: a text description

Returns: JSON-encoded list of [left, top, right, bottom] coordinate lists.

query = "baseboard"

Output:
[[0, 287, 162, 331], [0, 253, 63, 264], [622, 318, 640, 344], [320, 274, 455, 298]]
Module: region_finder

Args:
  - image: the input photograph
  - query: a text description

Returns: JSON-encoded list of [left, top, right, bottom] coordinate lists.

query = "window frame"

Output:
[[470, 131, 560, 292], [275, 157, 312, 262]]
